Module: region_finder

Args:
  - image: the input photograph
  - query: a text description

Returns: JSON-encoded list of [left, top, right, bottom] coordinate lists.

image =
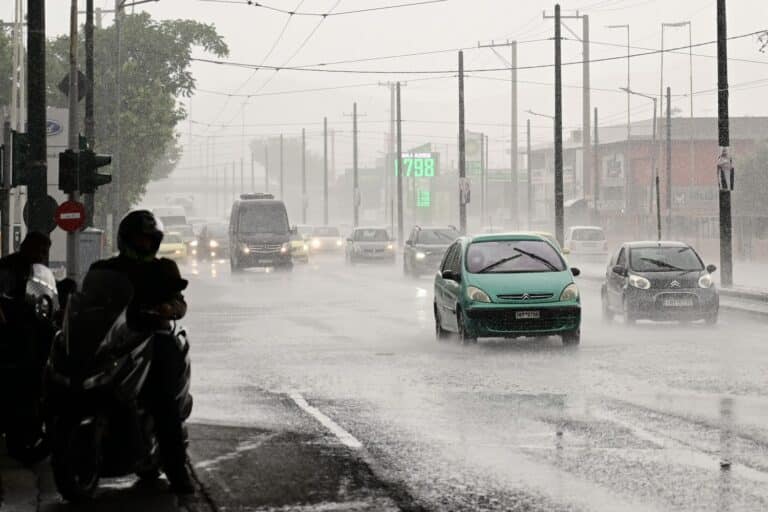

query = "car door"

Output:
[[435, 243, 459, 328], [608, 246, 627, 309], [443, 243, 463, 330]]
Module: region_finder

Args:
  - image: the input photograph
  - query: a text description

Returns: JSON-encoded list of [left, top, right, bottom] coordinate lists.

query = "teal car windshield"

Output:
[[466, 240, 566, 274]]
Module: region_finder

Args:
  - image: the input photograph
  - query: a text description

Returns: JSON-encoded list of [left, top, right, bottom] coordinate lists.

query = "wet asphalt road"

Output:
[[181, 254, 768, 512]]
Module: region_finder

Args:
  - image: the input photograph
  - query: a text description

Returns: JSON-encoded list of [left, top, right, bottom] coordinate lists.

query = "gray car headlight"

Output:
[[629, 274, 651, 290], [698, 273, 713, 288]]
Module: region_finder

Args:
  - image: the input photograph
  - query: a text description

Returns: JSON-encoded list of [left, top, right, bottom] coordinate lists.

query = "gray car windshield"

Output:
[[313, 227, 340, 237], [354, 229, 389, 242], [629, 246, 703, 272], [238, 205, 289, 234], [466, 240, 566, 273], [417, 229, 459, 244]]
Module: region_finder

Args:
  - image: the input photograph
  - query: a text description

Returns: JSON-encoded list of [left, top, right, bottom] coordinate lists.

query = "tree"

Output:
[[0, 26, 12, 109], [45, 13, 228, 216]]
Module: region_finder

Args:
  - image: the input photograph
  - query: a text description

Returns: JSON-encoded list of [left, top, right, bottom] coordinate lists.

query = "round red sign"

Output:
[[55, 200, 87, 233]]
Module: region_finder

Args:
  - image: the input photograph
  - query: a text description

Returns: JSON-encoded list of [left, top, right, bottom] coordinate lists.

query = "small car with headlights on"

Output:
[[601, 241, 719, 325], [345, 227, 396, 265], [403, 226, 459, 277], [195, 222, 229, 260], [157, 232, 188, 262], [309, 226, 344, 253], [433, 233, 581, 345], [289, 227, 310, 263]]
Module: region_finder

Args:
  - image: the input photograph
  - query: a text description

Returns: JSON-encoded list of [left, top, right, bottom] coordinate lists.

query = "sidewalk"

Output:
[[1, 391, 406, 512]]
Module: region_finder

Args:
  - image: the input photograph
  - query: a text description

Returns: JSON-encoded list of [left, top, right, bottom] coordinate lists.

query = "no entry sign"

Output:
[[55, 200, 87, 233]]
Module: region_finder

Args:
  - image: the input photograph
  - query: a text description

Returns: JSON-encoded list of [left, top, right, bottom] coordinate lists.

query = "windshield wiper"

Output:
[[512, 248, 560, 271], [477, 254, 522, 273], [639, 257, 684, 271]]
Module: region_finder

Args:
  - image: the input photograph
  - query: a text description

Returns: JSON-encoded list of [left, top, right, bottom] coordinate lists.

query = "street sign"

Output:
[[23, 195, 59, 234], [57, 70, 88, 102], [55, 200, 87, 233]]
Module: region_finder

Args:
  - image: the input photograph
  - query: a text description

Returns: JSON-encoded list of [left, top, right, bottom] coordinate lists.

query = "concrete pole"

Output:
[[396, 83, 404, 244], [323, 117, 328, 225], [66, 0, 80, 280], [458, 51, 467, 234], [554, 4, 565, 248]]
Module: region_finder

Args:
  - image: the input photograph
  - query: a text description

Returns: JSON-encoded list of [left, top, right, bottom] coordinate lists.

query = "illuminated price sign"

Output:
[[393, 152, 439, 178]]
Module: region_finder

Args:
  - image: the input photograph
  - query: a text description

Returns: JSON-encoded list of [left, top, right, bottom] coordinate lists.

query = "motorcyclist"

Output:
[[0, 232, 51, 324], [87, 210, 194, 494]]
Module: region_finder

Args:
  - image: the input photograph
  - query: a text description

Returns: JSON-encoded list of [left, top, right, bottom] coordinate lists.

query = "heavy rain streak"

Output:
[[2, 0, 768, 511]]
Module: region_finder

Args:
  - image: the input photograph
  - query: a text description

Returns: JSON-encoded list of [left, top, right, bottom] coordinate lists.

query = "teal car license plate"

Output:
[[516, 310, 540, 319]]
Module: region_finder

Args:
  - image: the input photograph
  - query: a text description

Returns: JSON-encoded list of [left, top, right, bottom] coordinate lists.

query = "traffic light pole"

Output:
[[1, 121, 10, 256], [84, 0, 95, 227], [27, 0, 48, 245], [66, 0, 80, 280]]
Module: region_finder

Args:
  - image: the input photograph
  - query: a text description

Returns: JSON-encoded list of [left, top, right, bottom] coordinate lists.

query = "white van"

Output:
[[564, 226, 608, 260]]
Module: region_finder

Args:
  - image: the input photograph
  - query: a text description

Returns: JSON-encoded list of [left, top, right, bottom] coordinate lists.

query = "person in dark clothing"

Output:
[[87, 210, 194, 495], [0, 232, 51, 324]]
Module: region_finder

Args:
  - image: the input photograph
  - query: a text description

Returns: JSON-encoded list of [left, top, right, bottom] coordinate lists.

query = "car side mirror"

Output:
[[405, 240, 413, 246], [442, 269, 461, 282], [612, 264, 628, 277], [706, 264, 717, 273], [562, 248, 571, 255], [570, 267, 581, 277]]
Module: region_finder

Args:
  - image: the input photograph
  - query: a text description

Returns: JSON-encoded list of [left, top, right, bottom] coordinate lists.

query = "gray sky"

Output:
[[3, 0, 768, 175]]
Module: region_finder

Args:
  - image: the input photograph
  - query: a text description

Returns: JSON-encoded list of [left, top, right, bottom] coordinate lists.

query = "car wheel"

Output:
[[562, 329, 580, 346], [457, 310, 477, 345], [623, 297, 636, 326], [434, 304, 450, 341], [601, 288, 613, 323]]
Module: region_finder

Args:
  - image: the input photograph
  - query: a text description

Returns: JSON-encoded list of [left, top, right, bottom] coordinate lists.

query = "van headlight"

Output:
[[280, 243, 290, 254], [415, 251, 426, 260], [241, 244, 250, 254], [466, 286, 491, 303], [560, 283, 579, 301], [629, 274, 651, 290], [698, 273, 713, 289]]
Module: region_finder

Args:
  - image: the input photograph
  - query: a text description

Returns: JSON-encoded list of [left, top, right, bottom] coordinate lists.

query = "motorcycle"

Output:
[[0, 263, 59, 465], [44, 268, 192, 502]]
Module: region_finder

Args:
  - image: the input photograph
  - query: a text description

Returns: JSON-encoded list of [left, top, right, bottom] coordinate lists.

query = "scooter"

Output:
[[0, 264, 59, 465], [44, 268, 191, 502]]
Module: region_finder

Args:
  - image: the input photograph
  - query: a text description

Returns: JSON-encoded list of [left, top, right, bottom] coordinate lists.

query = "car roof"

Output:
[[569, 225, 604, 231], [469, 232, 546, 243], [624, 240, 691, 249], [235, 199, 284, 206]]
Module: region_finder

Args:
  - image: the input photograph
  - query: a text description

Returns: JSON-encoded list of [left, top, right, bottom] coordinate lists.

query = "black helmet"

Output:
[[117, 210, 164, 258]]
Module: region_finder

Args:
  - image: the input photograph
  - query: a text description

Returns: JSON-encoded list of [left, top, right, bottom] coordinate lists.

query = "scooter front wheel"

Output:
[[51, 416, 103, 502]]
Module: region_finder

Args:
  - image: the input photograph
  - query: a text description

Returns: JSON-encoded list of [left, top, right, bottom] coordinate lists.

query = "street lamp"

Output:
[[606, 24, 631, 214], [620, 87, 661, 241]]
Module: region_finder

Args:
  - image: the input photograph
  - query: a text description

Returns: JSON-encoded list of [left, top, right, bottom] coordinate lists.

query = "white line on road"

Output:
[[289, 392, 363, 450]]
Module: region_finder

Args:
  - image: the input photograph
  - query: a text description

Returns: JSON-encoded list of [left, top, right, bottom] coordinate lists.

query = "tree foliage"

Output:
[[43, 13, 228, 215]]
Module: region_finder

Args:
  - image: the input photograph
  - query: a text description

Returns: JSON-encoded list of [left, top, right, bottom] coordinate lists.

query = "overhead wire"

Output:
[[198, 0, 447, 17]]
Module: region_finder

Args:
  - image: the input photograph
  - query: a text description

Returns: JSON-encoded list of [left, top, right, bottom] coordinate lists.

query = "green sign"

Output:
[[393, 152, 439, 178], [416, 189, 431, 208]]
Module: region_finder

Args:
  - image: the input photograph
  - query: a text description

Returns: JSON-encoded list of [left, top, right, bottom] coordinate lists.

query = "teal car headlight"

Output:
[[466, 286, 492, 303], [560, 283, 579, 301]]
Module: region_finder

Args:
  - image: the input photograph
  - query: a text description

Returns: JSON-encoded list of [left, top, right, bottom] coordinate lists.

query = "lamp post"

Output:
[[606, 24, 631, 212], [621, 87, 660, 241]]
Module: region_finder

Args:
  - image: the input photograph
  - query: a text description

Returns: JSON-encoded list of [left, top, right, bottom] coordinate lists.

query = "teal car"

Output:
[[433, 233, 582, 345]]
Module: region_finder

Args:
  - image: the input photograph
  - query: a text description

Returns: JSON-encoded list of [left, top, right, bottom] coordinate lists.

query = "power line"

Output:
[[198, 0, 447, 16], [191, 29, 765, 75]]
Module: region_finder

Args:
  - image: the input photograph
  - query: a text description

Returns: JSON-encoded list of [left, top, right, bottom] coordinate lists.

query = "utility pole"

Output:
[[458, 51, 467, 234], [264, 145, 269, 193], [545, 8, 590, 217], [1, 121, 10, 256], [323, 117, 329, 225], [396, 83, 404, 244], [606, 24, 631, 212], [593, 108, 599, 224], [84, 0, 95, 226], [27, 0, 48, 241], [250, 149, 255, 192], [231, 161, 235, 203], [666, 87, 672, 236], [112, 0, 123, 244], [301, 128, 307, 224], [353, 102, 359, 227], [526, 119, 532, 229], [485, 134, 490, 225], [240, 158, 244, 195], [553, 5, 565, 247], [717, 0, 733, 286], [480, 132, 486, 225], [279, 133, 284, 200], [477, 40, 518, 225], [66, 0, 80, 280], [654, 97, 660, 241]]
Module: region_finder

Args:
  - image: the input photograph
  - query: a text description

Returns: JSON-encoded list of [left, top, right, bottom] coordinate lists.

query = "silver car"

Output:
[[345, 227, 396, 265]]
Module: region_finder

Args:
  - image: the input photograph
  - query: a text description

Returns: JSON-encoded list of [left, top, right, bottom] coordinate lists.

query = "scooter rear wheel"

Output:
[[51, 416, 102, 502]]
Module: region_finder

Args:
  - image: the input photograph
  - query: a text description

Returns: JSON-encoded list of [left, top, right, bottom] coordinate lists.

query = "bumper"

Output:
[[625, 288, 719, 320], [464, 303, 581, 337], [239, 252, 292, 267], [351, 251, 396, 263]]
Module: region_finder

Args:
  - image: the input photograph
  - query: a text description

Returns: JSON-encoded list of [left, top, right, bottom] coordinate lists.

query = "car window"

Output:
[[448, 244, 462, 273], [441, 243, 459, 272], [616, 248, 627, 266], [416, 229, 459, 245], [237, 204, 289, 235], [313, 227, 340, 237], [629, 246, 704, 272], [353, 229, 389, 242], [207, 224, 228, 237], [465, 240, 566, 274], [572, 228, 605, 241]]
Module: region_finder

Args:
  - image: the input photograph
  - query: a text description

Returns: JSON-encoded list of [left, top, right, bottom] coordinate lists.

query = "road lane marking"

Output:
[[289, 392, 363, 450], [194, 433, 279, 471]]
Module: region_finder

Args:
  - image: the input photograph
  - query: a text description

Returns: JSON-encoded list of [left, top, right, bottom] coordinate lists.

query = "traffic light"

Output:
[[11, 130, 30, 186], [58, 149, 112, 194], [79, 150, 112, 193]]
